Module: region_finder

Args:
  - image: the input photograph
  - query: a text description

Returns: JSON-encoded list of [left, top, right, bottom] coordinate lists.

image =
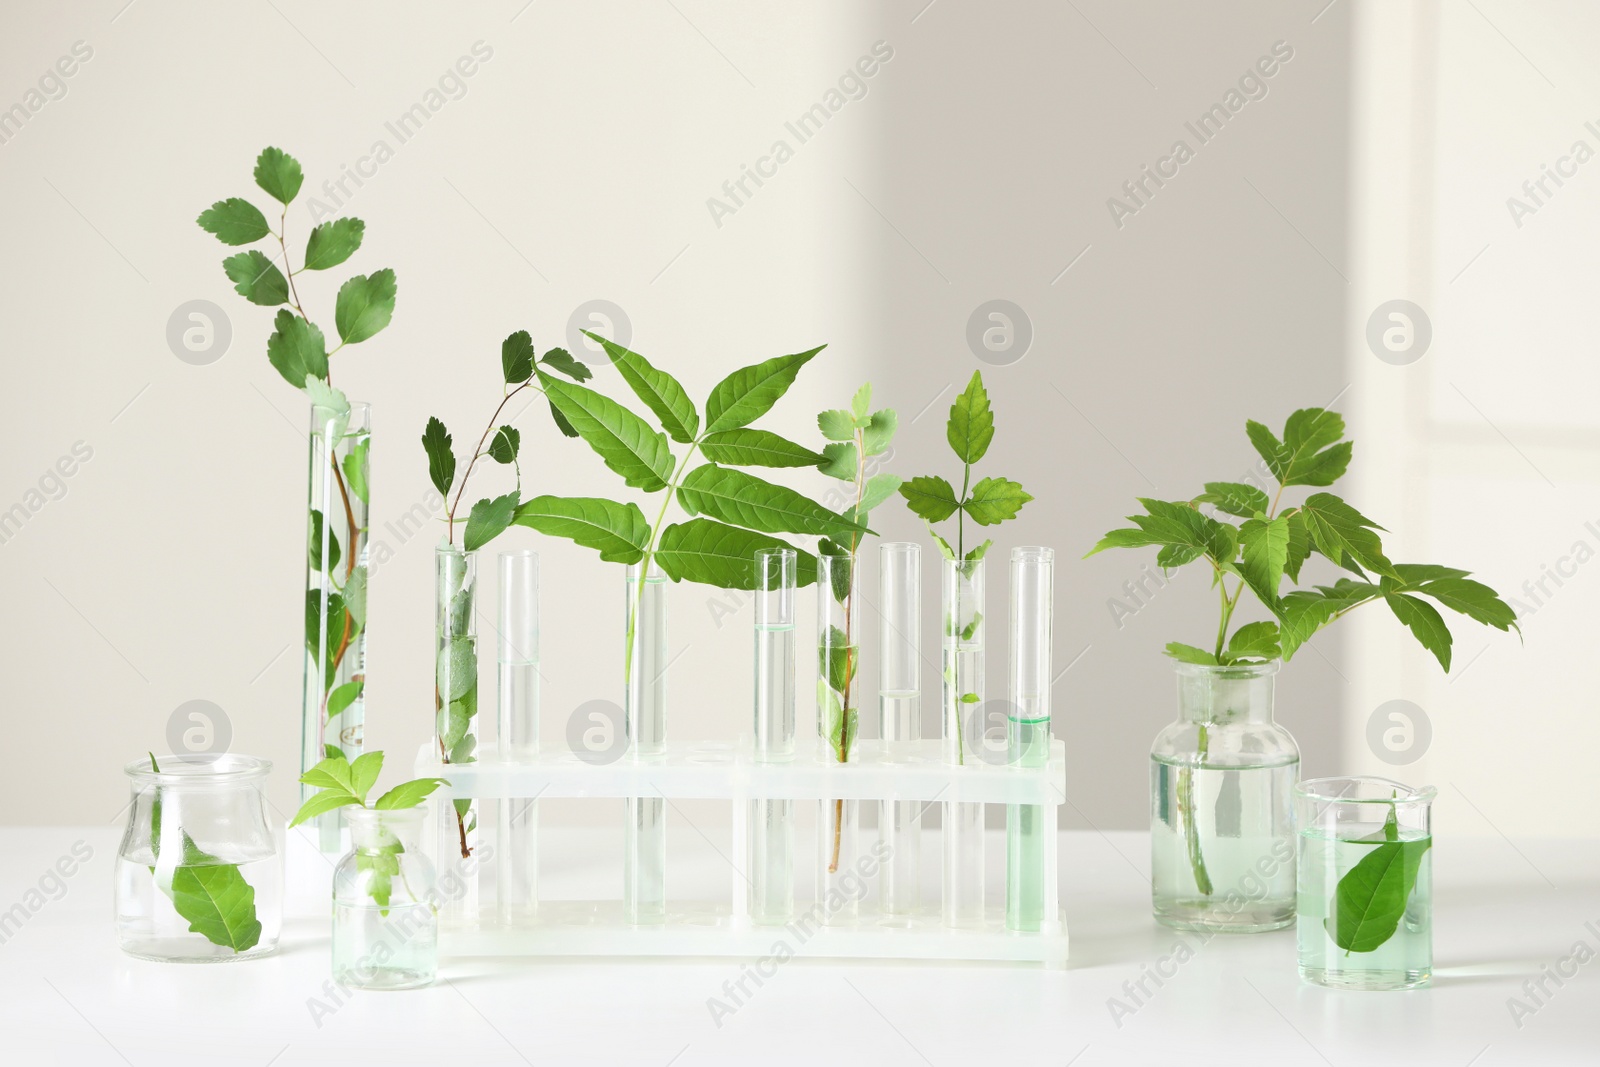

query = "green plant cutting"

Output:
[[899, 371, 1033, 763], [1086, 407, 1516, 914], [145, 754, 262, 954], [814, 383, 901, 871], [197, 147, 397, 758], [1327, 803, 1430, 955], [290, 751, 449, 914]]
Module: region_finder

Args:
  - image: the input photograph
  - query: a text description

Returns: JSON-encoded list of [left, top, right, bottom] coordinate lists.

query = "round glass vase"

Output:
[[1150, 660, 1299, 932], [333, 808, 438, 990], [116, 754, 282, 962]]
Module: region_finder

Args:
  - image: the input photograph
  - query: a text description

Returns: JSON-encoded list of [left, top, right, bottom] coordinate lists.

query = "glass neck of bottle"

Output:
[[1176, 667, 1276, 725], [348, 810, 421, 854]]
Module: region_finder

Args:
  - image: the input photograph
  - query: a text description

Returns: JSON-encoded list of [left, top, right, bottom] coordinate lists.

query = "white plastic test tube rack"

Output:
[[415, 737, 1068, 966]]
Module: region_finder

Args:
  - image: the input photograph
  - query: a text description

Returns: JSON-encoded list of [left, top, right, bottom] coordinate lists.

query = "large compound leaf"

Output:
[[541, 374, 675, 491], [677, 464, 867, 538], [703, 347, 824, 433], [655, 519, 818, 589], [587, 332, 699, 443], [511, 496, 650, 563]]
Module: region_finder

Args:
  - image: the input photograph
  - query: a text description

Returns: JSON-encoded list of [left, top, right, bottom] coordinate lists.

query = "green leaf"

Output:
[[703, 346, 825, 434], [343, 437, 370, 504], [463, 491, 519, 552], [588, 332, 699, 443], [539, 347, 593, 382], [654, 520, 818, 589], [288, 788, 361, 828], [421, 416, 455, 497], [924, 523, 956, 561], [299, 753, 355, 794], [862, 409, 897, 456], [437, 636, 478, 703], [169, 862, 262, 952], [541, 374, 674, 492], [375, 778, 450, 810], [334, 269, 397, 344], [487, 425, 520, 465], [964, 538, 992, 562], [343, 565, 367, 631], [266, 309, 328, 387], [900, 475, 960, 523], [1398, 575, 1518, 633], [437, 699, 470, 751], [1386, 593, 1453, 671], [1248, 409, 1352, 488], [307, 509, 341, 574], [1283, 510, 1311, 583], [306, 376, 350, 441], [858, 473, 903, 515], [325, 743, 344, 760], [501, 330, 535, 384], [549, 400, 578, 438], [222, 250, 288, 306], [303, 217, 365, 270], [303, 589, 347, 690], [1299, 493, 1396, 579], [701, 429, 823, 468], [196, 198, 270, 245], [1237, 515, 1290, 614], [1195, 481, 1269, 519], [253, 146, 303, 205], [963, 476, 1032, 526], [511, 495, 649, 564], [1088, 499, 1234, 564], [947, 371, 995, 464], [817, 538, 852, 601], [327, 679, 363, 721], [1326, 830, 1431, 952], [1165, 642, 1219, 665], [348, 751, 383, 802], [818, 442, 858, 481], [1224, 621, 1281, 662], [850, 383, 871, 422], [1157, 544, 1205, 570], [677, 465, 867, 539], [819, 624, 856, 694], [818, 410, 856, 442]]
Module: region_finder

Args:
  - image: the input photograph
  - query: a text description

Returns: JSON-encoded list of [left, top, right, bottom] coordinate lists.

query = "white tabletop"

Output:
[[1, 825, 1594, 1066]]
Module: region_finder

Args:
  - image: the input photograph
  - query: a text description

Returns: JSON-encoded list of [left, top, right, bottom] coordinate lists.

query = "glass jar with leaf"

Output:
[[1087, 408, 1517, 931], [290, 752, 450, 990], [196, 148, 397, 848], [900, 371, 1032, 927], [515, 331, 866, 924]]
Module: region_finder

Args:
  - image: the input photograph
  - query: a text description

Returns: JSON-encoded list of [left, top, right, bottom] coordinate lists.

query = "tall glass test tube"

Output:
[[942, 556, 986, 927], [750, 548, 796, 924], [878, 542, 921, 919], [625, 562, 668, 925], [1006, 547, 1054, 931], [496, 550, 539, 925], [817, 552, 861, 925]]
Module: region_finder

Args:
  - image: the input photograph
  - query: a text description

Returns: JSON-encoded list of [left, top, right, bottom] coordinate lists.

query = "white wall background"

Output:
[[0, 1, 1577, 842]]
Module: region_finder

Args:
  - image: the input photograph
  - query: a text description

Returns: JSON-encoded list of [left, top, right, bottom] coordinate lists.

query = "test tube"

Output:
[[1006, 547, 1054, 932], [878, 542, 921, 919], [624, 562, 668, 925], [750, 548, 796, 923], [496, 550, 539, 925], [942, 556, 986, 927]]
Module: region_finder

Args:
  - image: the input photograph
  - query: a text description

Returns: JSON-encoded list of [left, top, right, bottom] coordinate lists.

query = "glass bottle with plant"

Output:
[[290, 752, 449, 989], [196, 148, 398, 837], [419, 331, 592, 858], [1087, 407, 1517, 931], [813, 384, 900, 894]]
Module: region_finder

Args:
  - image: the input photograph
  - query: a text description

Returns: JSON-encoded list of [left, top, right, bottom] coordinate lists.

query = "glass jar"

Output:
[[1150, 660, 1298, 931], [116, 754, 281, 962], [333, 807, 439, 990], [1296, 776, 1434, 990]]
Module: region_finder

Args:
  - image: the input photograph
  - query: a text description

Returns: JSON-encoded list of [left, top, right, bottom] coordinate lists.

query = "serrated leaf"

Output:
[[858, 473, 903, 515], [303, 217, 365, 270], [511, 496, 649, 564], [1165, 642, 1219, 665], [421, 416, 455, 497], [1283, 509, 1311, 583], [1299, 493, 1396, 579], [541, 374, 675, 491], [305, 376, 350, 441], [963, 476, 1032, 525], [947, 371, 995, 464], [343, 437, 370, 504], [1385, 592, 1452, 671], [264, 308, 326, 388], [437, 637, 478, 704], [925, 523, 956, 561], [704, 346, 824, 433], [964, 538, 992, 562], [1410, 577, 1518, 632], [463, 491, 519, 552], [818, 442, 857, 480], [501, 330, 534, 384], [587, 332, 698, 443], [348, 751, 384, 802], [1196, 481, 1270, 519], [299, 754, 355, 795], [700, 429, 823, 468], [334, 269, 397, 344], [850, 383, 871, 422], [900, 475, 960, 523], [862, 409, 897, 456], [223, 250, 288, 306], [254, 146, 303, 205], [1157, 544, 1205, 570], [677, 464, 867, 538], [487, 425, 520, 465], [196, 198, 270, 245], [539, 347, 593, 382], [288, 789, 362, 828], [1249, 409, 1352, 488], [1224, 621, 1281, 662], [1237, 515, 1290, 614], [818, 410, 856, 442], [654, 520, 818, 589], [375, 778, 450, 811]]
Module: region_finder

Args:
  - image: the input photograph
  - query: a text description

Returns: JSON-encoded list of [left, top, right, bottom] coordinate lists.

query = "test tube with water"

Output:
[[878, 542, 921, 919], [1006, 547, 1054, 932], [624, 562, 668, 925], [496, 550, 539, 925], [942, 556, 986, 927], [749, 548, 796, 924]]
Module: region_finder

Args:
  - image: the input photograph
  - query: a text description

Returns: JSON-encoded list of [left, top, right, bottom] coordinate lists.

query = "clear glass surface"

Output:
[[942, 557, 984, 926], [878, 542, 921, 917], [496, 551, 540, 924], [333, 808, 437, 990], [625, 563, 668, 924], [435, 545, 480, 888], [1006, 547, 1053, 932]]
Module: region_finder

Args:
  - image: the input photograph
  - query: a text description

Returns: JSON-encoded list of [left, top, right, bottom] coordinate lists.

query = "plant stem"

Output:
[[828, 428, 869, 873], [1180, 723, 1214, 896], [446, 381, 539, 543]]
